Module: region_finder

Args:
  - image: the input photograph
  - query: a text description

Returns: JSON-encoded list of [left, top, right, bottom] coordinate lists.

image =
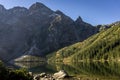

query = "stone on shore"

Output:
[[53, 70, 68, 79], [33, 70, 69, 80], [34, 74, 40, 80], [39, 72, 46, 77]]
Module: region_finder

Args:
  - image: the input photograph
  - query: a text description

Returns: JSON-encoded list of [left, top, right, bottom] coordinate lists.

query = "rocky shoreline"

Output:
[[32, 70, 76, 80]]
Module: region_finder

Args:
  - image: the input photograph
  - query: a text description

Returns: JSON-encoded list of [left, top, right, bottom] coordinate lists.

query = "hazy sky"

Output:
[[0, 0, 120, 25]]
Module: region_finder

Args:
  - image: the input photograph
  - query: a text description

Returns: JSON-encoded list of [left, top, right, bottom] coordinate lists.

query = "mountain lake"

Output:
[[11, 61, 120, 80]]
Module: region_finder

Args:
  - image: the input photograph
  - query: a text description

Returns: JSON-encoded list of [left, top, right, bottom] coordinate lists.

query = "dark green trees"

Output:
[[0, 61, 33, 80], [50, 23, 120, 62]]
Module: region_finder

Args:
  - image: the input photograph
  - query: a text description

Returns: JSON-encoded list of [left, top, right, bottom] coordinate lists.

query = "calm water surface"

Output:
[[14, 61, 120, 80]]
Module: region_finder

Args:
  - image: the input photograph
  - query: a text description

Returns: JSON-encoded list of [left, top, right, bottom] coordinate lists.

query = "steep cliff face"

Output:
[[0, 2, 98, 61], [75, 16, 98, 41]]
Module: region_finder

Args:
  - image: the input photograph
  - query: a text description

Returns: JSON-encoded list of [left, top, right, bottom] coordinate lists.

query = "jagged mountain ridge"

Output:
[[0, 2, 98, 61]]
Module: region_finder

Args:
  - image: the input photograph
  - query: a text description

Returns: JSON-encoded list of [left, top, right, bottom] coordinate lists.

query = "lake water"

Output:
[[14, 61, 120, 80]]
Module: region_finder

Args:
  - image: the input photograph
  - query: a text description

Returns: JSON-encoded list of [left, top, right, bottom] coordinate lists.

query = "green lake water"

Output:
[[14, 61, 120, 80]]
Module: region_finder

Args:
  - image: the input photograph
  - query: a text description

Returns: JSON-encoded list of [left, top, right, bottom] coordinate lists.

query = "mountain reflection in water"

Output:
[[14, 61, 120, 80]]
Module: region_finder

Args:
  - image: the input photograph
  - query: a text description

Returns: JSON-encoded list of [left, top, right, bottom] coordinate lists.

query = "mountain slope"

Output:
[[0, 2, 98, 61], [50, 22, 120, 62]]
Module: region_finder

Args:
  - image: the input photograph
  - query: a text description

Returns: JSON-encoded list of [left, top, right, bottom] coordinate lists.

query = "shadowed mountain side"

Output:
[[0, 2, 98, 62]]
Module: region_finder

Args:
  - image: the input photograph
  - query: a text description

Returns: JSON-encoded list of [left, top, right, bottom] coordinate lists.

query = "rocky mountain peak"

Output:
[[55, 10, 64, 15], [9, 7, 28, 14], [29, 2, 45, 9], [55, 10, 73, 23], [75, 16, 83, 23], [0, 4, 6, 12], [29, 2, 53, 15]]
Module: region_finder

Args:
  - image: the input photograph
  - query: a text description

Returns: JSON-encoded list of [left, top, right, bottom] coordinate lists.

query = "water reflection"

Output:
[[14, 61, 120, 80], [14, 62, 56, 74], [14, 62, 45, 68]]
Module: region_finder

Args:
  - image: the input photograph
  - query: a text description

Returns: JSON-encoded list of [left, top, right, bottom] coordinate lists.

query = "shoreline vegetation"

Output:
[[47, 23, 120, 64], [0, 60, 79, 80], [0, 61, 33, 80]]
